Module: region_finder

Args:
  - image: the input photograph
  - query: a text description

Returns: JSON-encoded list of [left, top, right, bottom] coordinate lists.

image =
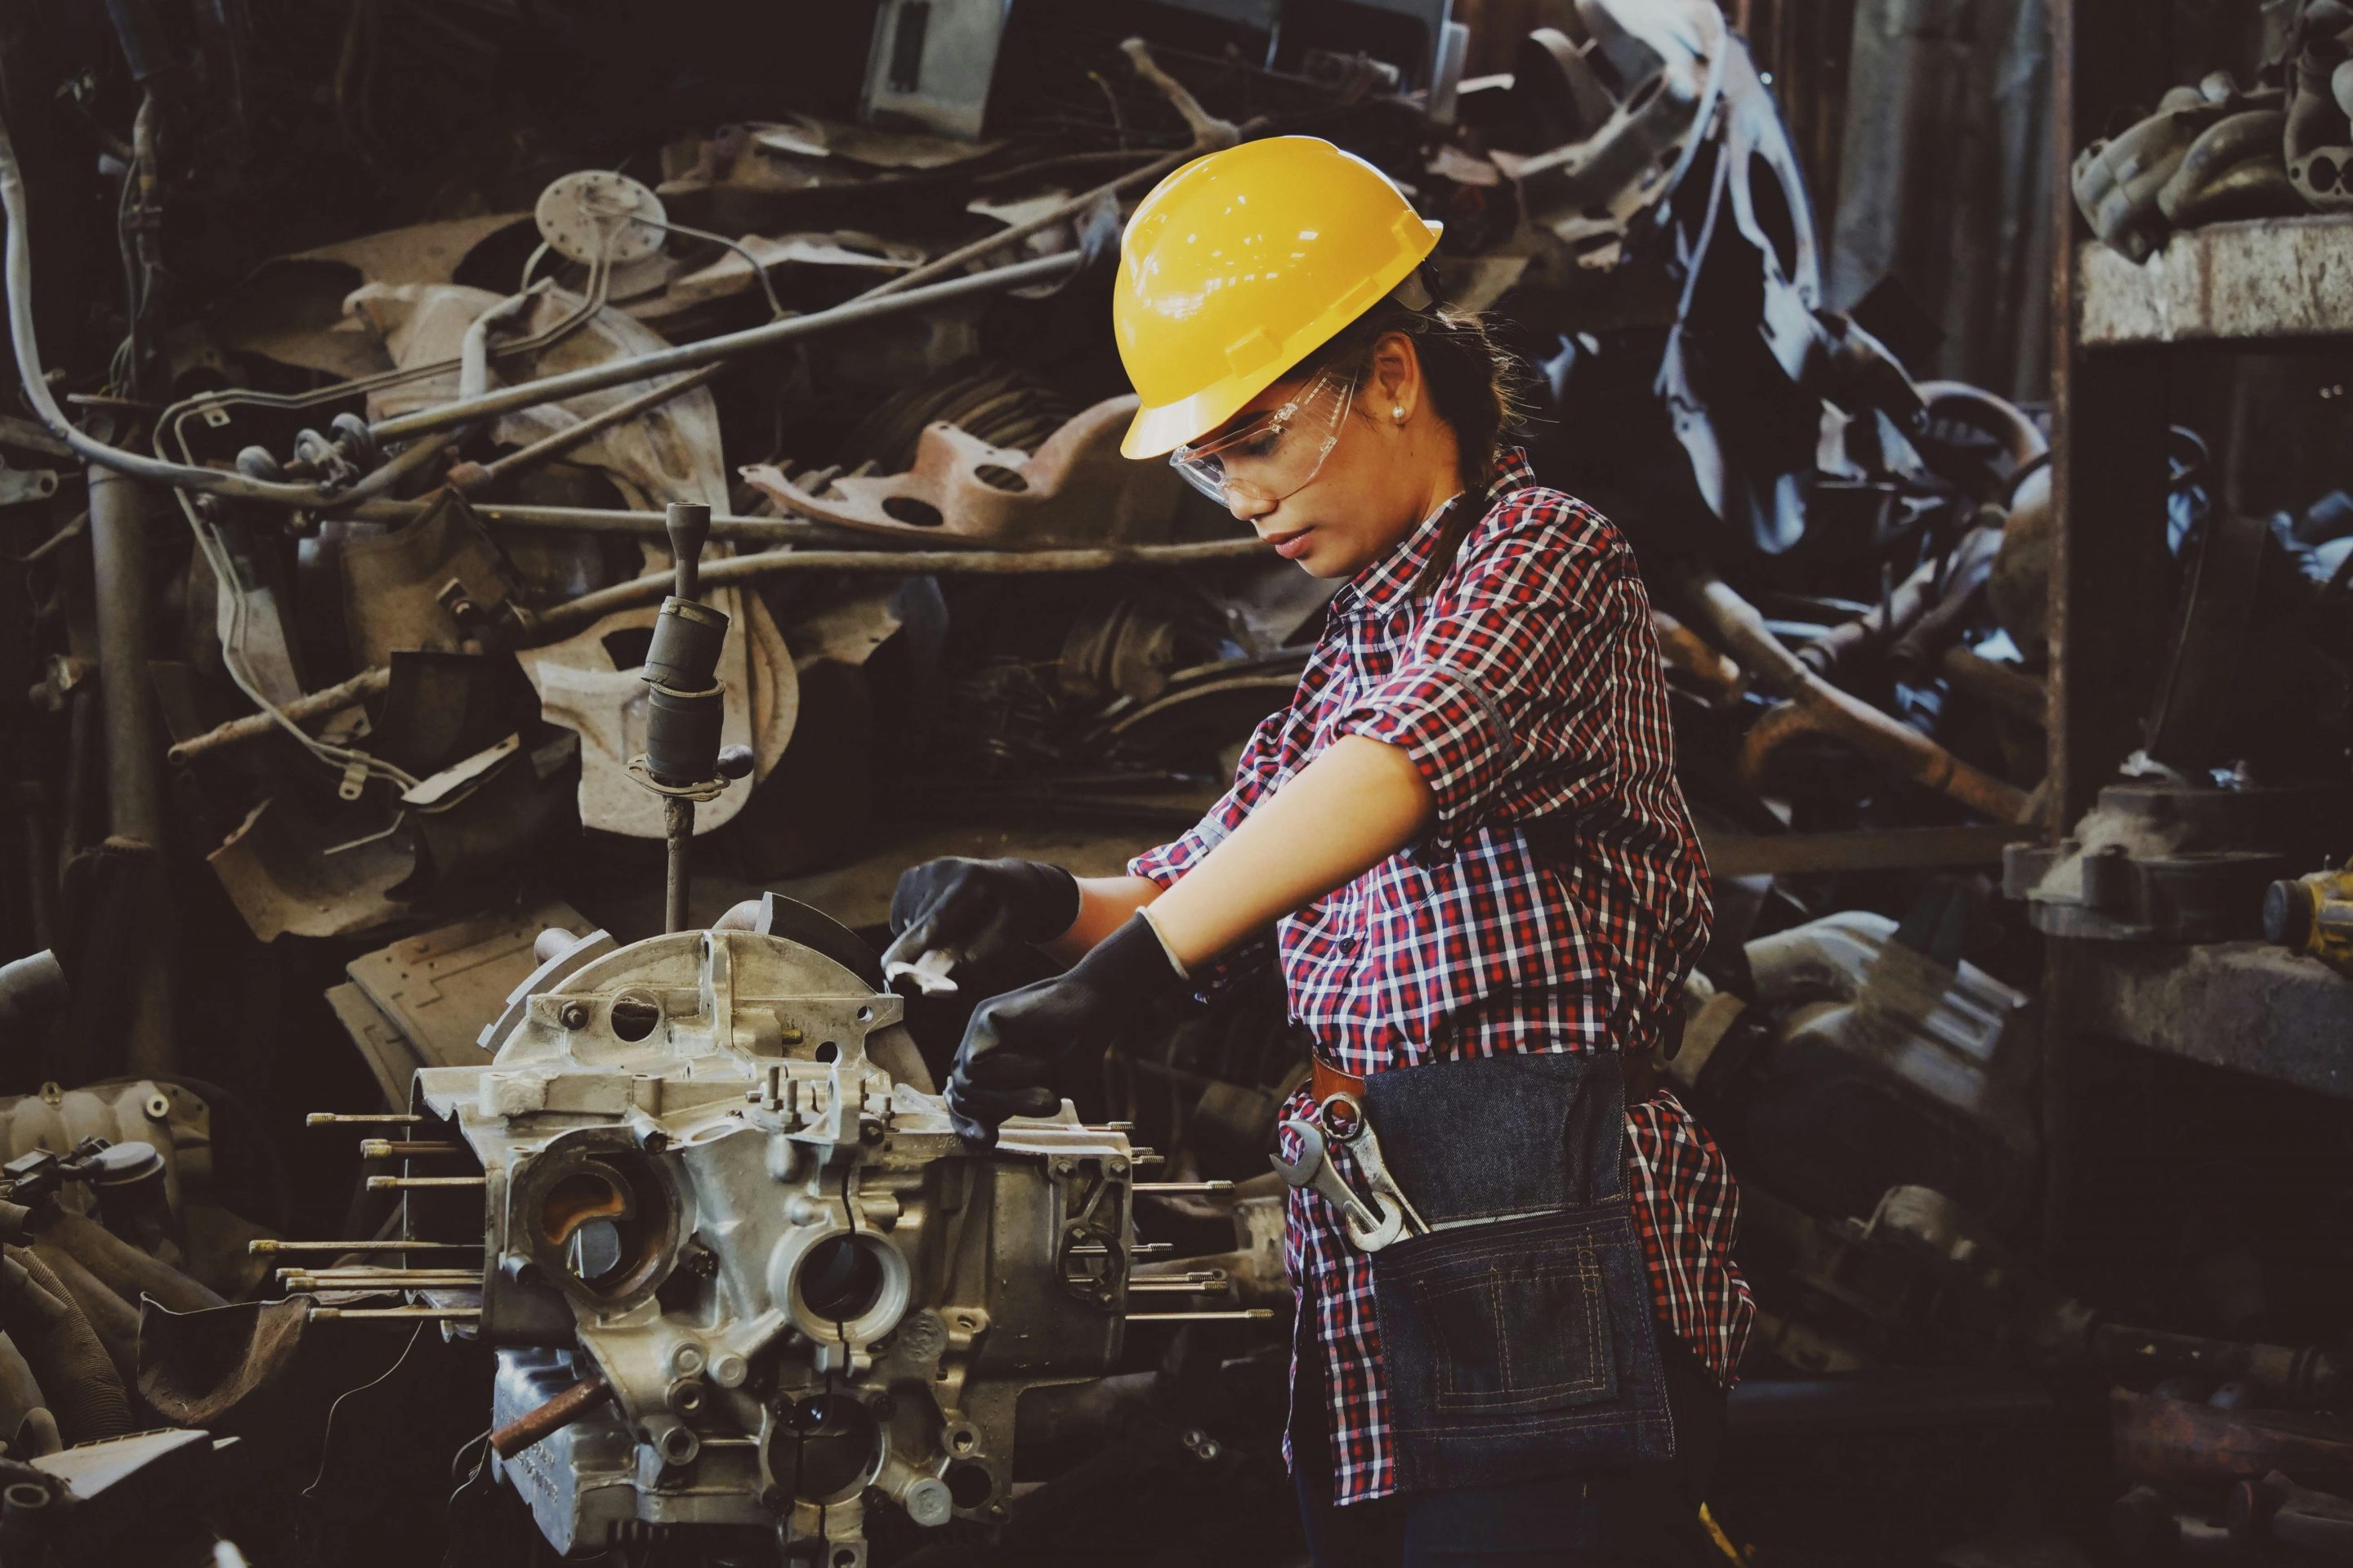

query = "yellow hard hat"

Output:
[[1114, 136, 1443, 459]]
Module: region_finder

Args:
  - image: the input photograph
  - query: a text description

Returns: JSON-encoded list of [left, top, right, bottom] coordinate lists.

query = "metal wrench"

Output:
[[1336, 1115, 1427, 1239], [1271, 1119, 1404, 1252]]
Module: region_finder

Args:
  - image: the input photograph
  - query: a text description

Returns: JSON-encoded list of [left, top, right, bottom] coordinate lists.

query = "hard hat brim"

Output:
[[1119, 217, 1444, 461]]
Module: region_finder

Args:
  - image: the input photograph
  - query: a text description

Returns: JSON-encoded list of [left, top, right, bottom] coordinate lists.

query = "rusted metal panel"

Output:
[[2078, 217, 2353, 346], [2065, 940, 2353, 1101]]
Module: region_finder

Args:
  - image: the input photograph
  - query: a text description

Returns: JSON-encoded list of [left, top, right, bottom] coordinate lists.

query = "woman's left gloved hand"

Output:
[[946, 914, 1186, 1146]]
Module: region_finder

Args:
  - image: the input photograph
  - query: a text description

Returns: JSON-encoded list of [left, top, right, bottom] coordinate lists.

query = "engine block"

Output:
[[411, 914, 1136, 1560]]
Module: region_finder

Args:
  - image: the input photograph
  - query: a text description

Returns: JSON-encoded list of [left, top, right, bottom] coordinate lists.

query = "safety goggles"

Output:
[[1169, 365, 1357, 507]]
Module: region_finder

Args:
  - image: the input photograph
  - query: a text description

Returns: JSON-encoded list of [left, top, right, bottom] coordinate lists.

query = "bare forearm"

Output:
[[1147, 736, 1432, 968], [1042, 874, 1163, 963]]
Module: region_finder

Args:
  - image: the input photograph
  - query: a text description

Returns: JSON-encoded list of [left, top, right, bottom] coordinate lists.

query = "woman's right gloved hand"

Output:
[[879, 857, 1081, 984]]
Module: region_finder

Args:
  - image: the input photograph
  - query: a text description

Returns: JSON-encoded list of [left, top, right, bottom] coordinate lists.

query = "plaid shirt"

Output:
[[1129, 449, 1753, 1505]]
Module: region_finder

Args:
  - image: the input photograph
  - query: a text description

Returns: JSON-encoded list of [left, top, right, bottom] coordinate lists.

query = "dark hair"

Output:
[[1291, 284, 1534, 495]]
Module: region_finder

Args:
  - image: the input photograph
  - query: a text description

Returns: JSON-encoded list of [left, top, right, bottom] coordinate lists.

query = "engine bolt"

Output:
[[672, 1343, 707, 1376], [710, 1351, 748, 1388], [559, 1002, 590, 1030], [1051, 1158, 1077, 1178]]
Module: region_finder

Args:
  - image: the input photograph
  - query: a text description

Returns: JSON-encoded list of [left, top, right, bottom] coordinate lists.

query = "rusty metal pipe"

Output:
[[522, 535, 1270, 644], [165, 665, 391, 766], [1683, 572, 2032, 822], [1940, 646, 2048, 726], [1918, 382, 2048, 469], [167, 535, 1273, 765], [489, 1374, 613, 1459], [449, 369, 717, 495], [89, 467, 160, 846]]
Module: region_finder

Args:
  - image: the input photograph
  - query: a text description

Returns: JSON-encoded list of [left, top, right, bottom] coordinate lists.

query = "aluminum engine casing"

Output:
[[414, 926, 1136, 1561]]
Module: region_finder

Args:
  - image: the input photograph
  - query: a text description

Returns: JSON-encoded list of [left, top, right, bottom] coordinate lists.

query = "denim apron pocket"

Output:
[[1360, 1052, 1673, 1493]]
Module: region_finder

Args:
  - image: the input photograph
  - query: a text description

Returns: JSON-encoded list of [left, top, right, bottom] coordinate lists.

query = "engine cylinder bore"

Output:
[[513, 1143, 681, 1310], [772, 1393, 882, 1503], [779, 1230, 909, 1348]]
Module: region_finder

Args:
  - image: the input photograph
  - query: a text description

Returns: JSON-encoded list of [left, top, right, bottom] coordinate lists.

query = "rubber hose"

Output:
[[13, 1407, 59, 1459], [23, 1240, 137, 1385], [0, 1332, 41, 1444], [42, 1213, 221, 1315], [0, 1253, 131, 1442]]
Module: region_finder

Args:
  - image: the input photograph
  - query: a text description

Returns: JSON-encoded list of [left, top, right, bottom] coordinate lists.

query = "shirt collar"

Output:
[[1330, 445, 1538, 619]]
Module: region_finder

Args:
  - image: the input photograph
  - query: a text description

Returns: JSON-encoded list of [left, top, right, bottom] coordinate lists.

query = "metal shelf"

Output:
[[2078, 215, 2353, 347]]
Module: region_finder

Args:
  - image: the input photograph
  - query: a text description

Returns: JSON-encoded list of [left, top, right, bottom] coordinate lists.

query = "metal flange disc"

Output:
[[534, 169, 668, 266]]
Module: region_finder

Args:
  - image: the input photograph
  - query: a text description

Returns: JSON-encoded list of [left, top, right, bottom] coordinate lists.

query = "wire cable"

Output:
[[304, 1323, 425, 1498]]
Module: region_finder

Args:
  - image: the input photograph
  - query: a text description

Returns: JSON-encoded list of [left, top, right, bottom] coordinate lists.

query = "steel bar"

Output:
[[307, 1307, 481, 1320], [522, 536, 1270, 644], [359, 1140, 462, 1159], [1124, 1310, 1275, 1322], [1069, 1241, 1171, 1255], [490, 1374, 614, 1459], [251, 1240, 480, 1253], [278, 1265, 484, 1278], [281, 1272, 482, 1285], [456, 369, 717, 493], [663, 797, 694, 936], [170, 668, 391, 766], [90, 461, 176, 1077], [1128, 1278, 1230, 1293], [368, 251, 1083, 442], [1132, 1182, 1235, 1194], [90, 467, 160, 846], [365, 1175, 486, 1190], [344, 498, 851, 543], [306, 1112, 424, 1125]]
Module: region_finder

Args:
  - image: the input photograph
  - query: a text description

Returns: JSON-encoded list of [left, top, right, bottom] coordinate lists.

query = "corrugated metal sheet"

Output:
[[1828, 0, 2055, 401]]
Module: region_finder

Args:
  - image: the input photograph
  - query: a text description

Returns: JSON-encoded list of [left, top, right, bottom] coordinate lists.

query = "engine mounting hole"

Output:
[[798, 1235, 886, 1322], [609, 993, 663, 1043], [944, 1460, 993, 1509], [815, 1041, 840, 1063]]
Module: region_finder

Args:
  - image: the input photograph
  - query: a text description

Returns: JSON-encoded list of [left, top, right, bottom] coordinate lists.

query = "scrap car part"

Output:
[[396, 915, 1163, 1559], [740, 396, 1197, 549], [2074, 76, 2297, 261], [2288, 2, 2353, 211], [1677, 900, 2038, 1226], [2005, 777, 2353, 942], [1488, 2, 1726, 275]]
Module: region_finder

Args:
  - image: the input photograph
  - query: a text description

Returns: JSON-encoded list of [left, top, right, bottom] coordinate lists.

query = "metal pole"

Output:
[[663, 797, 694, 935], [368, 251, 1083, 443], [88, 462, 173, 1076], [88, 467, 159, 846]]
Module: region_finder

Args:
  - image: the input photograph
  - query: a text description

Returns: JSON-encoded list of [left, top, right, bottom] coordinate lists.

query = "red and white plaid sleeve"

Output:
[[1327, 534, 1624, 851]]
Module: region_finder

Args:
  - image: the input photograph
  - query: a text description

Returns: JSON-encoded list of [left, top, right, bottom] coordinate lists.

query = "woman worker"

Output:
[[883, 136, 1752, 1565]]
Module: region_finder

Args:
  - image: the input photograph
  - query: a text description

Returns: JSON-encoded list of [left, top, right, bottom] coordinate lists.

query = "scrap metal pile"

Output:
[[0, 1, 2344, 1564]]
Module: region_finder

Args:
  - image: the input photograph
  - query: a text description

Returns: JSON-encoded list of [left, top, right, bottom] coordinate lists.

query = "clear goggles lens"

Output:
[[1169, 367, 1357, 507]]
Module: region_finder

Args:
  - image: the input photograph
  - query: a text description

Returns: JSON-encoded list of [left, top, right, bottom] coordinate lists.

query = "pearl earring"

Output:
[[1391, 406, 1405, 422]]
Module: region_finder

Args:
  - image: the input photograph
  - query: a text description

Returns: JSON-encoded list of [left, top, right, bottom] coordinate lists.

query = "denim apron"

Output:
[[1359, 1050, 1675, 1493]]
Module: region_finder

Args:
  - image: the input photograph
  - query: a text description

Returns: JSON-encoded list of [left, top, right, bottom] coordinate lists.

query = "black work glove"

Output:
[[880, 857, 1082, 984], [945, 914, 1187, 1146]]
